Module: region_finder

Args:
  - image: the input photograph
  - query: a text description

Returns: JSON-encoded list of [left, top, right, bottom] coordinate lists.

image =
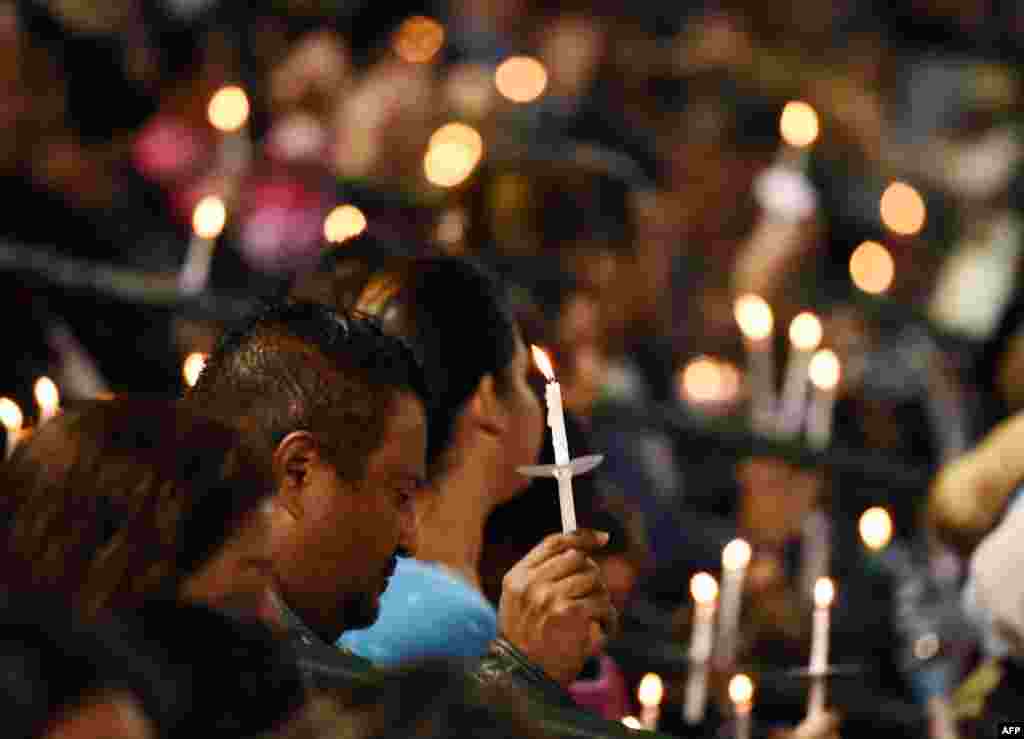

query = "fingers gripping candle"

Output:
[[531, 346, 576, 532]]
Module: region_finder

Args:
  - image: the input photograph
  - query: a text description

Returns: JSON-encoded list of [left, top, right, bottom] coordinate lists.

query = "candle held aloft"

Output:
[[34, 376, 59, 424], [638, 673, 664, 731], [778, 312, 822, 436], [684, 573, 718, 724], [716, 539, 751, 667], [806, 349, 840, 450], [0, 397, 23, 459], [531, 345, 576, 533], [734, 295, 776, 434], [807, 577, 835, 718], [729, 674, 755, 739]]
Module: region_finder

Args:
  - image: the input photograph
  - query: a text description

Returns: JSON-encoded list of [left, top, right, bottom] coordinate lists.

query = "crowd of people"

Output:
[[4, 0, 1024, 737]]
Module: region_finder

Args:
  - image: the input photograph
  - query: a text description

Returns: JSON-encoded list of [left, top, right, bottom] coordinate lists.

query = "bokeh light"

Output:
[[849, 241, 895, 295], [734, 294, 773, 341], [779, 101, 820, 148], [324, 204, 368, 244], [34, 376, 59, 418], [859, 507, 893, 551], [723, 538, 752, 571], [813, 577, 835, 608], [392, 16, 445, 64], [207, 86, 250, 133], [637, 673, 664, 708], [0, 397, 23, 433], [495, 56, 548, 103], [808, 349, 841, 391], [183, 352, 208, 388], [690, 572, 719, 604], [424, 122, 484, 188], [192, 196, 227, 240], [880, 182, 926, 235], [729, 674, 754, 705], [788, 312, 823, 351]]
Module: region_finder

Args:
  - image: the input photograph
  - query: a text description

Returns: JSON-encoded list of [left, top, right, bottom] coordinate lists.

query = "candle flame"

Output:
[[531, 345, 556, 381], [621, 716, 643, 729], [728, 674, 754, 705], [690, 572, 719, 604], [0, 397, 23, 432], [34, 377, 59, 416], [637, 673, 664, 708], [734, 294, 773, 341], [779, 101, 820, 148], [208, 86, 250, 133], [183, 352, 208, 388], [813, 577, 835, 608], [808, 349, 840, 391], [495, 56, 548, 103], [880, 181, 926, 236], [392, 16, 445, 64], [423, 122, 484, 188], [789, 312, 823, 352], [192, 196, 227, 240], [858, 507, 893, 551], [849, 241, 895, 295], [722, 538, 752, 571], [324, 204, 367, 244]]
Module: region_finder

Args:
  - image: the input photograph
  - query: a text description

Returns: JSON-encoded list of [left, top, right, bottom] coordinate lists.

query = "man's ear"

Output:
[[468, 374, 505, 437], [272, 431, 319, 519]]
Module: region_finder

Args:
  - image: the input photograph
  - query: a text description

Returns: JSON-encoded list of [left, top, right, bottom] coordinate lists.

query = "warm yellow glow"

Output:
[[779, 101, 820, 148], [690, 572, 719, 604], [324, 204, 368, 244], [423, 122, 484, 188], [681, 356, 721, 403], [638, 673, 664, 708], [729, 674, 755, 705], [495, 56, 548, 103], [734, 294, 773, 341], [621, 716, 643, 730], [814, 577, 835, 608], [34, 377, 59, 417], [531, 345, 556, 381], [849, 241, 895, 295], [392, 16, 445, 64], [183, 352, 208, 388], [723, 538, 752, 571], [880, 182, 926, 236], [859, 507, 893, 551], [0, 397, 23, 433], [207, 86, 250, 133], [192, 196, 227, 240], [808, 349, 841, 391], [789, 312, 823, 351]]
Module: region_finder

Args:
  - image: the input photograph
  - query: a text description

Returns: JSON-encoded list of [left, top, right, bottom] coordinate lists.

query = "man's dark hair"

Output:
[[186, 300, 429, 482]]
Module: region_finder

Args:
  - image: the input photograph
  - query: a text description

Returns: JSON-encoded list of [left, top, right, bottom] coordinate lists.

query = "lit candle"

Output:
[[208, 86, 252, 179], [684, 573, 718, 725], [734, 295, 776, 433], [716, 539, 752, 667], [0, 396, 23, 459], [777, 312, 822, 436], [805, 349, 840, 450], [807, 577, 835, 718], [182, 352, 209, 389], [531, 345, 576, 532], [859, 507, 893, 553], [180, 195, 228, 296], [33, 376, 59, 425], [779, 100, 820, 168], [729, 674, 755, 739], [798, 509, 830, 604], [638, 673, 664, 731]]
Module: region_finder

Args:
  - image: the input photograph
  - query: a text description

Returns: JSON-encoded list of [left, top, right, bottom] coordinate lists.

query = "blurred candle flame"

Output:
[[779, 101, 820, 148], [0, 397, 23, 433], [690, 572, 719, 604], [734, 294, 774, 341], [880, 182, 926, 236], [723, 538, 752, 571], [423, 122, 483, 187], [849, 241, 895, 295], [808, 349, 840, 391], [531, 345, 556, 381], [621, 716, 643, 729], [208, 86, 250, 133], [34, 377, 59, 420], [638, 673, 664, 708], [789, 312, 823, 351], [324, 204, 367, 243], [859, 507, 893, 551], [729, 674, 755, 705], [183, 352, 208, 388], [495, 56, 548, 103], [392, 16, 445, 64], [813, 577, 835, 608], [192, 196, 227, 239]]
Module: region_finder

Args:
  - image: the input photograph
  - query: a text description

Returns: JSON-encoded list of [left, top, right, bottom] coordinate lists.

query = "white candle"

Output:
[[208, 86, 252, 179], [637, 673, 663, 731], [33, 376, 59, 425], [729, 674, 755, 739], [0, 397, 23, 459], [778, 312, 822, 436], [531, 346, 577, 533], [807, 577, 835, 718], [805, 349, 840, 450], [734, 295, 775, 434], [684, 573, 718, 725], [799, 510, 830, 604], [716, 539, 752, 667], [180, 195, 227, 296]]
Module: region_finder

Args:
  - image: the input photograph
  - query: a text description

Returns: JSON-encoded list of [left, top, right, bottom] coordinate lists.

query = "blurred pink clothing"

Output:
[[568, 654, 630, 721]]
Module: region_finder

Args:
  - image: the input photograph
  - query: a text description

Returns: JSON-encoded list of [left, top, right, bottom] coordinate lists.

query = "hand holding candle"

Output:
[[716, 539, 752, 668], [0, 397, 23, 459], [684, 573, 719, 725], [729, 674, 755, 739], [807, 577, 835, 718], [638, 673, 664, 731]]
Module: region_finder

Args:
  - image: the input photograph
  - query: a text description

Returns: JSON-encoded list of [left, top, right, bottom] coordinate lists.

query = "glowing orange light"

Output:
[[729, 674, 754, 705], [208, 86, 250, 133], [34, 377, 59, 421], [495, 56, 548, 103], [859, 507, 893, 551], [681, 356, 722, 403], [779, 101, 820, 148], [880, 182, 926, 236], [621, 716, 643, 730], [423, 122, 484, 188], [638, 673, 664, 708], [723, 539, 752, 571], [323, 204, 368, 244], [0, 397, 23, 434], [789, 312, 823, 351], [183, 352, 208, 388], [531, 345, 556, 381], [814, 577, 835, 608], [734, 294, 774, 341], [192, 196, 227, 240], [808, 349, 841, 391], [690, 572, 719, 604], [849, 241, 895, 295], [392, 16, 445, 64]]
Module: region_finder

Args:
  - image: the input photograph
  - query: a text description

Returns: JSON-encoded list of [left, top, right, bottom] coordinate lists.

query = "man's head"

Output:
[[186, 300, 429, 640]]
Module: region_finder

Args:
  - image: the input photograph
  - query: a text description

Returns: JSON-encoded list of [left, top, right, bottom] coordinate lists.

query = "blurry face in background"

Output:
[[737, 456, 821, 546], [181, 501, 279, 628], [43, 693, 154, 739]]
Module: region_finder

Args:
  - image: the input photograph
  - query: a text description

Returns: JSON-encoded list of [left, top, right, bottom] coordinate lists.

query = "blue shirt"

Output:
[[337, 558, 497, 665]]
